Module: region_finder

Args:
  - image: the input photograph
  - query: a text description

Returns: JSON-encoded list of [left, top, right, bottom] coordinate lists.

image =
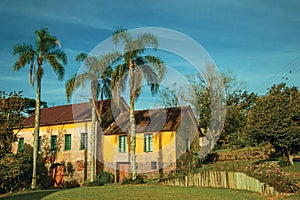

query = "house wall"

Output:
[[103, 131, 177, 180], [176, 112, 200, 171], [12, 122, 94, 184]]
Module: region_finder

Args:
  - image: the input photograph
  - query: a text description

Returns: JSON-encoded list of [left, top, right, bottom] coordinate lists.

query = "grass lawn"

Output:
[[282, 159, 300, 174], [42, 185, 267, 200], [1, 184, 299, 200], [0, 189, 60, 200]]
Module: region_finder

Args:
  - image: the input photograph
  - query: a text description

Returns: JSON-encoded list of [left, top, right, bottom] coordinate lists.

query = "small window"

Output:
[[65, 134, 71, 150], [18, 138, 24, 153], [185, 138, 190, 152], [151, 161, 157, 169], [51, 135, 57, 151], [119, 135, 127, 152], [80, 133, 88, 150], [38, 136, 42, 151], [144, 134, 153, 152]]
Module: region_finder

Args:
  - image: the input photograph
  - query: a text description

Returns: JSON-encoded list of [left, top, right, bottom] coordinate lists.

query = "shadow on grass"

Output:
[[0, 189, 61, 200]]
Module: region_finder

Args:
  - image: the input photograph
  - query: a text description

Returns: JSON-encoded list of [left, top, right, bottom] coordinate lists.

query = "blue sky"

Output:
[[0, 0, 299, 108]]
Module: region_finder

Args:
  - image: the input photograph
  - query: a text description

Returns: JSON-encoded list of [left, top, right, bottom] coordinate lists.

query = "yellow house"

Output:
[[13, 101, 202, 184], [12, 99, 127, 185], [102, 106, 202, 182]]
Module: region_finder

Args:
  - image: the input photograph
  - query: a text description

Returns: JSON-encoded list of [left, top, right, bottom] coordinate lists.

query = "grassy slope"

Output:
[[1, 185, 298, 200], [41, 185, 266, 200]]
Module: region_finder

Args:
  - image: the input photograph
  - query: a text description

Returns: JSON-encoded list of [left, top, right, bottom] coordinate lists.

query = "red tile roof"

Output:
[[22, 100, 112, 128], [104, 106, 199, 134]]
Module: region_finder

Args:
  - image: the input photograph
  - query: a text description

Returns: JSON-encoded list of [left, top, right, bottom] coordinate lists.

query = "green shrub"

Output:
[[278, 157, 290, 167], [95, 171, 114, 184], [121, 175, 144, 185], [0, 144, 51, 194], [0, 153, 32, 193], [244, 164, 299, 193], [83, 171, 114, 187], [84, 180, 104, 187], [64, 180, 80, 188]]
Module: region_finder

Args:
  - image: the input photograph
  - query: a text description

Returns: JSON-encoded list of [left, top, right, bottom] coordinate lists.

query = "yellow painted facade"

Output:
[[103, 131, 178, 176], [13, 121, 94, 184]]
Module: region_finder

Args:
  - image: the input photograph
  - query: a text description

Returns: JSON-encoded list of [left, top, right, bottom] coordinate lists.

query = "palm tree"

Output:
[[111, 29, 166, 180], [13, 28, 67, 189], [65, 52, 119, 181]]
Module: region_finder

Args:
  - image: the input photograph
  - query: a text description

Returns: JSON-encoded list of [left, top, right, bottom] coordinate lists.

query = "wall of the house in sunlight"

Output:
[[12, 122, 94, 185], [103, 131, 177, 181]]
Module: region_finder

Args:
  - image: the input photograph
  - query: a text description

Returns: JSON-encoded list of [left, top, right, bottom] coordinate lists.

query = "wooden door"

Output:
[[118, 163, 131, 182], [52, 164, 65, 188]]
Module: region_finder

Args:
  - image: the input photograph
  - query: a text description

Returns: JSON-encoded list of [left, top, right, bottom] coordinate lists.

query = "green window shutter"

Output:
[[119, 135, 127, 152], [18, 138, 24, 153], [80, 133, 87, 150], [144, 134, 153, 152], [38, 136, 42, 151], [51, 135, 57, 151], [65, 134, 71, 150]]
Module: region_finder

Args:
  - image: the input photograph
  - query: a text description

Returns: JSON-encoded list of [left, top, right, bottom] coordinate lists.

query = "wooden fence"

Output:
[[160, 171, 280, 196]]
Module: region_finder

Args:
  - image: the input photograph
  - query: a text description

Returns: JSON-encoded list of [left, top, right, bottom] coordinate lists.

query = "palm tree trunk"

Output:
[[129, 63, 137, 180], [98, 89, 104, 173], [90, 103, 96, 182], [31, 65, 42, 190], [90, 81, 98, 182]]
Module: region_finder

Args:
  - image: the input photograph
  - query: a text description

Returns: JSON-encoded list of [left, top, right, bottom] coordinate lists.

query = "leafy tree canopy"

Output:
[[247, 83, 300, 165], [0, 91, 24, 154]]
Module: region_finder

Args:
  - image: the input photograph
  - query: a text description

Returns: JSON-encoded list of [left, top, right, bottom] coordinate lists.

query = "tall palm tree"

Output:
[[65, 52, 119, 181], [111, 29, 166, 180], [13, 28, 67, 189]]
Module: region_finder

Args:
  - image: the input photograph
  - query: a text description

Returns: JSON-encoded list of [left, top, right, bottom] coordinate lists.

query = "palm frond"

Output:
[[95, 81, 101, 99], [35, 28, 57, 53], [65, 73, 89, 102], [29, 61, 37, 87], [47, 49, 68, 65], [103, 65, 113, 78], [111, 64, 128, 93], [144, 55, 166, 82], [13, 43, 36, 71], [139, 64, 157, 83], [65, 74, 77, 102], [136, 33, 159, 50], [132, 67, 143, 99], [46, 55, 65, 80], [99, 52, 122, 71], [76, 52, 88, 62], [113, 28, 131, 46], [84, 56, 98, 72], [102, 80, 112, 99]]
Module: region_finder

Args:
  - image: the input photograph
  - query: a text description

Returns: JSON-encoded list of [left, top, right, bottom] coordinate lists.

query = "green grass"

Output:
[[1, 184, 299, 200], [282, 160, 300, 174], [41, 184, 267, 200], [0, 186, 257, 200], [0, 189, 60, 200]]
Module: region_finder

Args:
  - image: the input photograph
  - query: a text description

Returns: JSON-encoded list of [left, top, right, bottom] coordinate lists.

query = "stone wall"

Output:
[[207, 148, 274, 162]]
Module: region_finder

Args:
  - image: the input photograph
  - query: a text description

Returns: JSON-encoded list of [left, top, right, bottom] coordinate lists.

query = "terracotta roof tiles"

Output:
[[104, 106, 198, 134], [22, 100, 112, 127]]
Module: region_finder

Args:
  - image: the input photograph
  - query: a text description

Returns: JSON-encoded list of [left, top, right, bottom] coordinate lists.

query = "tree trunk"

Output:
[[90, 101, 96, 182], [89, 81, 98, 182], [129, 62, 137, 180], [31, 64, 42, 190], [288, 152, 294, 166]]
